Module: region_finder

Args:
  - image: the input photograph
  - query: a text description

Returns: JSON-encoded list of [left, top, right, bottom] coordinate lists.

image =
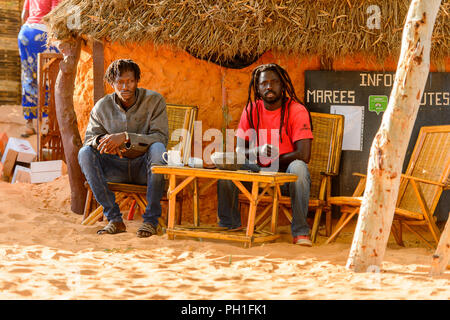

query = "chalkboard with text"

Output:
[[304, 70, 449, 221]]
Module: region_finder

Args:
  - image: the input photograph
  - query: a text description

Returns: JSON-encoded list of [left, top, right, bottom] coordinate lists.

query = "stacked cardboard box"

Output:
[[1, 137, 36, 182], [0, 136, 63, 184], [30, 160, 63, 183]]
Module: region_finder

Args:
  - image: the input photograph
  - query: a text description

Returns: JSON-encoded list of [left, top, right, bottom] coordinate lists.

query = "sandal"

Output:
[[137, 223, 157, 238], [21, 127, 36, 138], [97, 221, 126, 235]]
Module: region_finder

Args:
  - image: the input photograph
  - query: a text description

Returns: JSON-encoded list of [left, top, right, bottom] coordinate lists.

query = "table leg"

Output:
[[246, 181, 259, 247], [167, 174, 176, 240], [193, 177, 199, 227], [271, 184, 279, 233]]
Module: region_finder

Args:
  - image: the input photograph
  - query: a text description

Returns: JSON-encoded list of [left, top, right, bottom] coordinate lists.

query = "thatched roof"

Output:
[[44, 0, 449, 68]]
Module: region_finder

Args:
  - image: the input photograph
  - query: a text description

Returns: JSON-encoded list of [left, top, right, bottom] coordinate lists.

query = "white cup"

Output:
[[188, 157, 203, 168], [162, 149, 183, 166]]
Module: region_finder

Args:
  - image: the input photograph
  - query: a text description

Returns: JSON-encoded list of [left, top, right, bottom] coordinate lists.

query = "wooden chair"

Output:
[[37, 53, 65, 161], [326, 125, 450, 248], [238, 112, 344, 243], [81, 104, 198, 228]]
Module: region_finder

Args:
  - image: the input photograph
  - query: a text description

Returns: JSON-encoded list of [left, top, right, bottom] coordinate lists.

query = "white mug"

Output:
[[162, 149, 183, 166]]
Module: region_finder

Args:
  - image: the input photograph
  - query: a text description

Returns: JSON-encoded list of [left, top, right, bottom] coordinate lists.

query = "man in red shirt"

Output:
[[217, 63, 314, 246]]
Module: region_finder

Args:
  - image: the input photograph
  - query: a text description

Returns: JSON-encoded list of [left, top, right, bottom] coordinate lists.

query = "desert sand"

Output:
[[0, 105, 448, 300]]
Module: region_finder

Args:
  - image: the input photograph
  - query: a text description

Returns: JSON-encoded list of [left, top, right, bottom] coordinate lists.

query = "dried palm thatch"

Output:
[[44, 0, 449, 66]]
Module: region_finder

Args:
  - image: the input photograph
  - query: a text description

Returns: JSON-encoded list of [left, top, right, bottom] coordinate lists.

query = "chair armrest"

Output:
[[401, 174, 447, 188], [352, 172, 447, 188], [352, 172, 366, 178], [320, 171, 338, 176], [351, 173, 367, 197]]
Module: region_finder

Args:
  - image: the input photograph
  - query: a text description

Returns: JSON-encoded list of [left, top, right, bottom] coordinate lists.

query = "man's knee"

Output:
[[287, 160, 310, 182], [78, 145, 96, 168], [147, 142, 166, 166]]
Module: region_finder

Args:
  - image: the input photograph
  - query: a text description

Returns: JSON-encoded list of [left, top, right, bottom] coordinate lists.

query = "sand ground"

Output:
[[0, 105, 448, 300]]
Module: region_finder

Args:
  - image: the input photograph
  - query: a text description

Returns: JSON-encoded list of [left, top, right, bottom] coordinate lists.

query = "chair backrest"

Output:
[[166, 104, 198, 164], [308, 112, 344, 199], [37, 52, 64, 161], [397, 125, 450, 214]]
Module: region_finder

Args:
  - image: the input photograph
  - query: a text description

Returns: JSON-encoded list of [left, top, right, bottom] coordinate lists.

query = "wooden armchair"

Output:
[[326, 125, 450, 248], [81, 104, 198, 228], [238, 112, 344, 243]]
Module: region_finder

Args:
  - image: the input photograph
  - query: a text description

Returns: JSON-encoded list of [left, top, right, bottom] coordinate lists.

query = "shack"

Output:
[[44, 0, 449, 224]]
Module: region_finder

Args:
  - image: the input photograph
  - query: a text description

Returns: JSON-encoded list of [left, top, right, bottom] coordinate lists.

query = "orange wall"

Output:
[[74, 41, 449, 224], [76, 41, 449, 139]]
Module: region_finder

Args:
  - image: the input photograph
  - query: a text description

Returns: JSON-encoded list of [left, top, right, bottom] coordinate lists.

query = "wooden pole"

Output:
[[92, 40, 104, 105], [54, 37, 87, 215], [346, 0, 442, 272], [429, 218, 450, 276]]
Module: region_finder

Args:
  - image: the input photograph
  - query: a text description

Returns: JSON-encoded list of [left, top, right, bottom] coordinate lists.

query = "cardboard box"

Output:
[[30, 160, 63, 184], [2, 149, 18, 181], [12, 165, 31, 183], [0, 132, 8, 156], [1, 137, 36, 164]]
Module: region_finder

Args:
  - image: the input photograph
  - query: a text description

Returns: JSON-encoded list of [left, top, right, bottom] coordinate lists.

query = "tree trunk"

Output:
[[346, 0, 442, 273], [55, 38, 86, 214], [429, 219, 450, 276]]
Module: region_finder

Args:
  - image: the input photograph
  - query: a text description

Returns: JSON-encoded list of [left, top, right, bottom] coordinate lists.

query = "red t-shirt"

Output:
[[24, 0, 61, 24], [236, 99, 313, 165]]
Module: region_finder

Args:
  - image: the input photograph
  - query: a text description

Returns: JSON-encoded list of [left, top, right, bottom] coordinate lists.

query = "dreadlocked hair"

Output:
[[104, 59, 141, 84], [245, 63, 312, 146]]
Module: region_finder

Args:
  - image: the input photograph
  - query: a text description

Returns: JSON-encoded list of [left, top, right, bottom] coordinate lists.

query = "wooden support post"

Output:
[[92, 40, 104, 105], [326, 208, 360, 244], [54, 37, 86, 214], [254, 203, 272, 225], [270, 186, 279, 233], [245, 182, 259, 245], [193, 178, 199, 227], [311, 177, 327, 243], [81, 206, 103, 225], [325, 176, 332, 236], [346, 0, 442, 272], [410, 179, 441, 243], [167, 174, 177, 240], [83, 189, 93, 221]]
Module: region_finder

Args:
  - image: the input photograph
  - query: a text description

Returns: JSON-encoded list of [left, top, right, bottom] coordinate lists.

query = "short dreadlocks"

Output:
[[245, 63, 312, 145], [104, 59, 141, 84]]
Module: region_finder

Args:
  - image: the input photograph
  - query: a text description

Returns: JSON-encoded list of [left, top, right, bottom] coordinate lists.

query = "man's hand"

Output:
[[97, 133, 128, 158], [258, 144, 279, 158]]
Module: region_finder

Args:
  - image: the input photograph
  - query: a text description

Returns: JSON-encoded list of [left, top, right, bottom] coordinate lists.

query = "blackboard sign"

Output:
[[304, 71, 449, 221]]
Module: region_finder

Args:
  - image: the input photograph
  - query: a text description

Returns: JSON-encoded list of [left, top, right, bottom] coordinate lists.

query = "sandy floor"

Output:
[[0, 105, 448, 300]]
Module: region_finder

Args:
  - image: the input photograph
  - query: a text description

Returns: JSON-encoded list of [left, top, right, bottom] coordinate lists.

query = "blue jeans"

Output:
[[78, 142, 166, 226], [217, 160, 311, 237]]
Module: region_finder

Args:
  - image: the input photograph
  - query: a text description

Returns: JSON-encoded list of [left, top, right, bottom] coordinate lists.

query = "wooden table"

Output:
[[151, 165, 297, 247]]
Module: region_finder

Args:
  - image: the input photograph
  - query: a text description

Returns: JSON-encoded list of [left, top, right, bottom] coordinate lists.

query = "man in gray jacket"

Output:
[[78, 59, 168, 237]]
